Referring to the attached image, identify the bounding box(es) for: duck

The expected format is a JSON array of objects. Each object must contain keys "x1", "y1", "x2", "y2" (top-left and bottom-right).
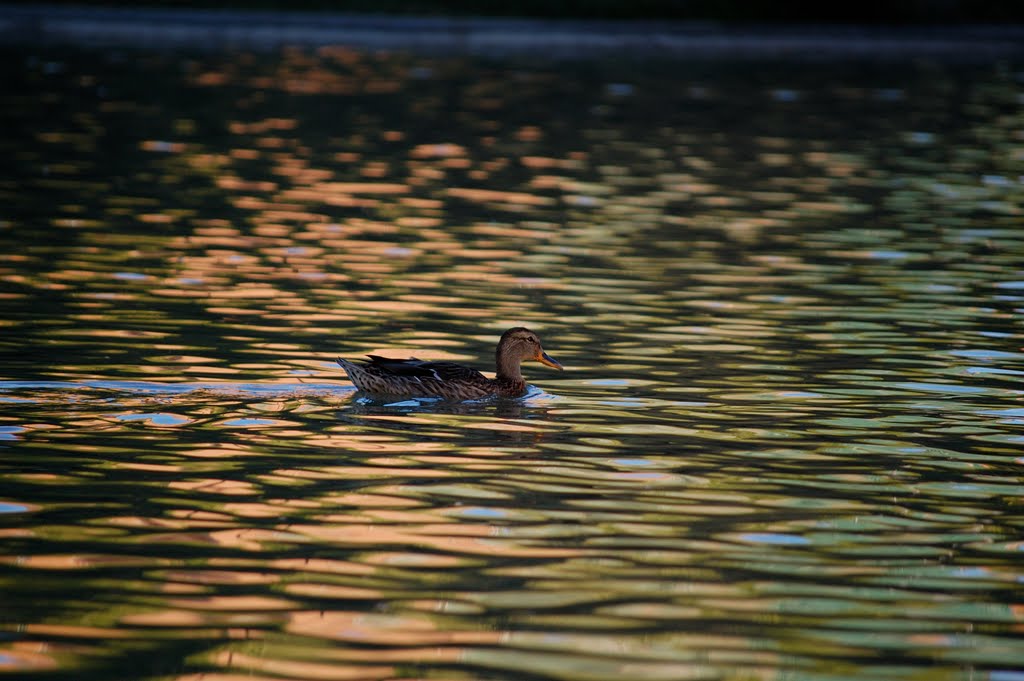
[{"x1": 337, "y1": 327, "x2": 563, "y2": 400}]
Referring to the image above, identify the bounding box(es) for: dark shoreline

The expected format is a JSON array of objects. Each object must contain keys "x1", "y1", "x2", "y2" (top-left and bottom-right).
[{"x1": 2, "y1": 3, "x2": 1023, "y2": 60}]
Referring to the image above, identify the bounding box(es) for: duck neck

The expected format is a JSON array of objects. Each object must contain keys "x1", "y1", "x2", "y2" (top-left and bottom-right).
[{"x1": 495, "y1": 350, "x2": 524, "y2": 384}]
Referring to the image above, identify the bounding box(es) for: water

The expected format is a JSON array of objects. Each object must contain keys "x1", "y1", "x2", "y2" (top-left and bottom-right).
[{"x1": 1, "y1": 45, "x2": 1023, "y2": 680}]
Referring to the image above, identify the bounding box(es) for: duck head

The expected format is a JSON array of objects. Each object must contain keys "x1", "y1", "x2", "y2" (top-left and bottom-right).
[{"x1": 495, "y1": 327, "x2": 563, "y2": 378}]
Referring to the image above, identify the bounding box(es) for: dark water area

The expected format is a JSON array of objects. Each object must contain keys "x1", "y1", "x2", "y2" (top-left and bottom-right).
[{"x1": 1, "y1": 44, "x2": 1023, "y2": 681}]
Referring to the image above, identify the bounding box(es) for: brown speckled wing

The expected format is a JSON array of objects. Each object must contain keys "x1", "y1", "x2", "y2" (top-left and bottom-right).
[{"x1": 337, "y1": 356, "x2": 494, "y2": 399}]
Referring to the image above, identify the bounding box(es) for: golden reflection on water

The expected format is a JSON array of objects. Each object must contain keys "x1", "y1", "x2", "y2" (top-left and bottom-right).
[{"x1": 1, "y1": 43, "x2": 1024, "y2": 681}]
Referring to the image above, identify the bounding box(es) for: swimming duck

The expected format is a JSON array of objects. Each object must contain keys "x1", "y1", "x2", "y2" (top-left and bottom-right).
[{"x1": 337, "y1": 327, "x2": 562, "y2": 400}]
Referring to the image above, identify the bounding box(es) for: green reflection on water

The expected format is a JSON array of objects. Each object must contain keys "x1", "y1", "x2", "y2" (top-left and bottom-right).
[{"x1": 0, "y1": 45, "x2": 1023, "y2": 681}]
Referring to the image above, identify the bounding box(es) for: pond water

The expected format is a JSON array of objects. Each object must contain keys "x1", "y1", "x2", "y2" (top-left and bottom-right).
[{"x1": 1, "y1": 45, "x2": 1023, "y2": 681}]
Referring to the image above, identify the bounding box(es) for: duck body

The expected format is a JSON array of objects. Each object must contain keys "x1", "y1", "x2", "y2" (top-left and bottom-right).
[
  {"x1": 337, "y1": 327, "x2": 562, "y2": 400},
  {"x1": 336, "y1": 356, "x2": 510, "y2": 400}
]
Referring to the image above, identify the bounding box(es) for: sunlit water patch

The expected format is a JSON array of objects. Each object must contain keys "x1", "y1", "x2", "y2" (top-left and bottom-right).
[{"x1": 0, "y1": 44, "x2": 1022, "y2": 681}]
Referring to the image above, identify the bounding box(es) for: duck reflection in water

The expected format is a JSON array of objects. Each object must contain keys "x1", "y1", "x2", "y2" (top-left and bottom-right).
[{"x1": 337, "y1": 327, "x2": 563, "y2": 400}]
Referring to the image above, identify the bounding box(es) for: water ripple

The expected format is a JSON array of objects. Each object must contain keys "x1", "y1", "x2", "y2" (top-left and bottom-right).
[{"x1": 1, "y1": 48, "x2": 1022, "y2": 681}]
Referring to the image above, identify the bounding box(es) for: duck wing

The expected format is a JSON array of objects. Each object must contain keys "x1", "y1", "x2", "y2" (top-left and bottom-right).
[
  {"x1": 364, "y1": 356, "x2": 487, "y2": 383},
  {"x1": 337, "y1": 355, "x2": 496, "y2": 399}
]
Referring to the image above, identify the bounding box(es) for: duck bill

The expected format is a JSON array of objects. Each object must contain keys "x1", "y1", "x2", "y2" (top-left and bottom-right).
[{"x1": 536, "y1": 351, "x2": 563, "y2": 370}]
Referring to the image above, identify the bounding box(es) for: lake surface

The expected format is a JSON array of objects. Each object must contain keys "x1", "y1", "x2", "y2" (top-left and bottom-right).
[{"x1": 1, "y1": 44, "x2": 1023, "y2": 681}]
